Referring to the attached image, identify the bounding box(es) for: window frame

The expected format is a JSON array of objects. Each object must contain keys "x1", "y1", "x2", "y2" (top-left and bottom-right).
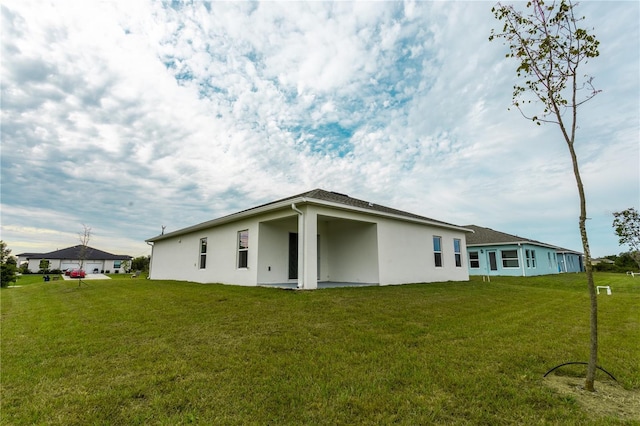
[
  {"x1": 501, "y1": 249, "x2": 519, "y2": 268},
  {"x1": 453, "y1": 238, "x2": 462, "y2": 267},
  {"x1": 469, "y1": 251, "x2": 480, "y2": 268},
  {"x1": 199, "y1": 238, "x2": 207, "y2": 269},
  {"x1": 433, "y1": 236, "x2": 443, "y2": 268},
  {"x1": 525, "y1": 249, "x2": 537, "y2": 268},
  {"x1": 237, "y1": 230, "x2": 249, "y2": 269}
]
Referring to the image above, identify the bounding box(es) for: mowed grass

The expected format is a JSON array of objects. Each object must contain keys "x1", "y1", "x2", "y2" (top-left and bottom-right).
[{"x1": 1, "y1": 273, "x2": 638, "y2": 425}]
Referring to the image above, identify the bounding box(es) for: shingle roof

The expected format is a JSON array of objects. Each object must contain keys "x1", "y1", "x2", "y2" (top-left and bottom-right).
[
  {"x1": 464, "y1": 225, "x2": 537, "y2": 245},
  {"x1": 261, "y1": 188, "x2": 464, "y2": 228},
  {"x1": 464, "y1": 224, "x2": 581, "y2": 253},
  {"x1": 148, "y1": 188, "x2": 470, "y2": 242},
  {"x1": 27, "y1": 245, "x2": 131, "y2": 260}
]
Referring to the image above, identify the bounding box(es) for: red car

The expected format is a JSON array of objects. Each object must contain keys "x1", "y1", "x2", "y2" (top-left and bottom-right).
[{"x1": 69, "y1": 269, "x2": 86, "y2": 278}]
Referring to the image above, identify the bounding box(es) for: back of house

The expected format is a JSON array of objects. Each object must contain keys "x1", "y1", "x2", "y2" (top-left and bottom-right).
[{"x1": 146, "y1": 189, "x2": 473, "y2": 289}]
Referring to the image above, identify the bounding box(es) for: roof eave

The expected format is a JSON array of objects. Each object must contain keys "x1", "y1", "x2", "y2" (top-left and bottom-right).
[
  {"x1": 467, "y1": 241, "x2": 577, "y2": 251},
  {"x1": 146, "y1": 197, "x2": 309, "y2": 242}
]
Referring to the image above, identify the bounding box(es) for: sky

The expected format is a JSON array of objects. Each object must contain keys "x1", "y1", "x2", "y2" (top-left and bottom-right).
[{"x1": 1, "y1": 0, "x2": 638, "y2": 261}]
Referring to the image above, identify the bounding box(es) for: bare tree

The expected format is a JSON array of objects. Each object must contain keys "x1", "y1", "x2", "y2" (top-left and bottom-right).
[
  {"x1": 490, "y1": 0, "x2": 600, "y2": 391},
  {"x1": 78, "y1": 224, "x2": 92, "y2": 286}
]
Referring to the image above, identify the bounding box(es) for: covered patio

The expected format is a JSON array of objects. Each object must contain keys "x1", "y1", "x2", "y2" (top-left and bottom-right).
[{"x1": 256, "y1": 207, "x2": 381, "y2": 289}]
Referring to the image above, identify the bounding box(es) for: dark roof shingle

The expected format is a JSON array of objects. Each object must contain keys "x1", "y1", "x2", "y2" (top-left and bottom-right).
[
  {"x1": 148, "y1": 188, "x2": 470, "y2": 241},
  {"x1": 464, "y1": 225, "x2": 535, "y2": 245},
  {"x1": 26, "y1": 245, "x2": 131, "y2": 260},
  {"x1": 464, "y1": 225, "x2": 581, "y2": 253}
]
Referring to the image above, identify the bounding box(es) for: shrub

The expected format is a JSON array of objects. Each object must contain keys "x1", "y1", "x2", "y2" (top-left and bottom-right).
[{"x1": 1, "y1": 263, "x2": 17, "y2": 287}]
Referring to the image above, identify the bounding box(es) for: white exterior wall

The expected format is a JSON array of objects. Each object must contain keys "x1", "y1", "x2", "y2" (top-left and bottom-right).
[
  {"x1": 28, "y1": 259, "x2": 64, "y2": 272},
  {"x1": 26, "y1": 258, "x2": 127, "y2": 273},
  {"x1": 150, "y1": 204, "x2": 470, "y2": 286},
  {"x1": 150, "y1": 212, "x2": 299, "y2": 285},
  {"x1": 96, "y1": 260, "x2": 127, "y2": 274},
  {"x1": 377, "y1": 217, "x2": 469, "y2": 285}
]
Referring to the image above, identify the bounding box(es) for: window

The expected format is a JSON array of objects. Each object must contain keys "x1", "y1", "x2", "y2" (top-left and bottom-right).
[
  {"x1": 433, "y1": 236, "x2": 442, "y2": 267},
  {"x1": 548, "y1": 252, "x2": 552, "y2": 267},
  {"x1": 238, "y1": 230, "x2": 248, "y2": 268},
  {"x1": 501, "y1": 250, "x2": 519, "y2": 268},
  {"x1": 469, "y1": 251, "x2": 480, "y2": 268},
  {"x1": 454, "y1": 238, "x2": 462, "y2": 267},
  {"x1": 199, "y1": 238, "x2": 207, "y2": 269},
  {"x1": 525, "y1": 249, "x2": 537, "y2": 267}
]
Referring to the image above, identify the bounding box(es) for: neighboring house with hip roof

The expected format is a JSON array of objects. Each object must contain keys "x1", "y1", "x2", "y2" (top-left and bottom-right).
[
  {"x1": 18, "y1": 246, "x2": 132, "y2": 274},
  {"x1": 146, "y1": 189, "x2": 473, "y2": 289},
  {"x1": 464, "y1": 225, "x2": 584, "y2": 276}
]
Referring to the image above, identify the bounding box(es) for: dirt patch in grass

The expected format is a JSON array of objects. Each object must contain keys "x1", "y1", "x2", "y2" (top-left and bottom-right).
[{"x1": 544, "y1": 375, "x2": 640, "y2": 422}]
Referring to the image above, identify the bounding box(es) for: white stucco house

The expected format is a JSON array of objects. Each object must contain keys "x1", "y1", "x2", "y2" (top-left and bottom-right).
[
  {"x1": 146, "y1": 189, "x2": 472, "y2": 289},
  {"x1": 18, "y1": 245, "x2": 132, "y2": 274}
]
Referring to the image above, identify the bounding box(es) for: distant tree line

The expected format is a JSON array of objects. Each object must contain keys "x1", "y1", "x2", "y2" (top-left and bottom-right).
[
  {"x1": 592, "y1": 253, "x2": 639, "y2": 273},
  {"x1": 131, "y1": 256, "x2": 150, "y2": 272}
]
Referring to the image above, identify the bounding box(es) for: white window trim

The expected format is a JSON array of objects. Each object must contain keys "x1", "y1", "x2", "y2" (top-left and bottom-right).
[
  {"x1": 531, "y1": 250, "x2": 536, "y2": 268},
  {"x1": 501, "y1": 249, "x2": 519, "y2": 268},
  {"x1": 433, "y1": 236, "x2": 443, "y2": 268},
  {"x1": 454, "y1": 238, "x2": 462, "y2": 268},
  {"x1": 199, "y1": 237, "x2": 207, "y2": 269},
  {"x1": 237, "y1": 230, "x2": 249, "y2": 269},
  {"x1": 469, "y1": 251, "x2": 480, "y2": 268}
]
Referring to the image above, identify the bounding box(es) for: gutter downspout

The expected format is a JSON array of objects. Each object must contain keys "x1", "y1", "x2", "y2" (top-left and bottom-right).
[
  {"x1": 146, "y1": 241, "x2": 154, "y2": 279},
  {"x1": 291, "y1": 203, "x2": 304, "y2": 289}
]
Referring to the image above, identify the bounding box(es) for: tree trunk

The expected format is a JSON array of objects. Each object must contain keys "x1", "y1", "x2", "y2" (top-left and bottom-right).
[{"x1": 567, "y1": 141, "x2": 597, "y2": 392}]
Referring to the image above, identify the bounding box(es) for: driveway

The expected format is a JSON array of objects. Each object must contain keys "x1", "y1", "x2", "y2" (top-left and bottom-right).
[{"x1": 62, "y1": 274, "x2": 111, "y2": 280}]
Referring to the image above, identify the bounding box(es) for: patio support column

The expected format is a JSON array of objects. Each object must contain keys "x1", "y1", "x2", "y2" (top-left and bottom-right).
[
  {"x1": 292, "y1": 203, "x2": 305, "y2": 289},
  {"x1": 302, "y1": 208, "x2": 318, "y2": 290}
]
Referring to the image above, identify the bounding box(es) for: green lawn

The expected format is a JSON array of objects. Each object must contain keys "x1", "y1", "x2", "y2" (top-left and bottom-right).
[{"x1": 2, "y1": 273, "x2": 638, "y2": 425}]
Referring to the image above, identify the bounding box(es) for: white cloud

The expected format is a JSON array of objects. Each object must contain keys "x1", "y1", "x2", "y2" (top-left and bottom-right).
[{"x1": 1, "y1": 0, "x2": 637, "y2": 259}]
